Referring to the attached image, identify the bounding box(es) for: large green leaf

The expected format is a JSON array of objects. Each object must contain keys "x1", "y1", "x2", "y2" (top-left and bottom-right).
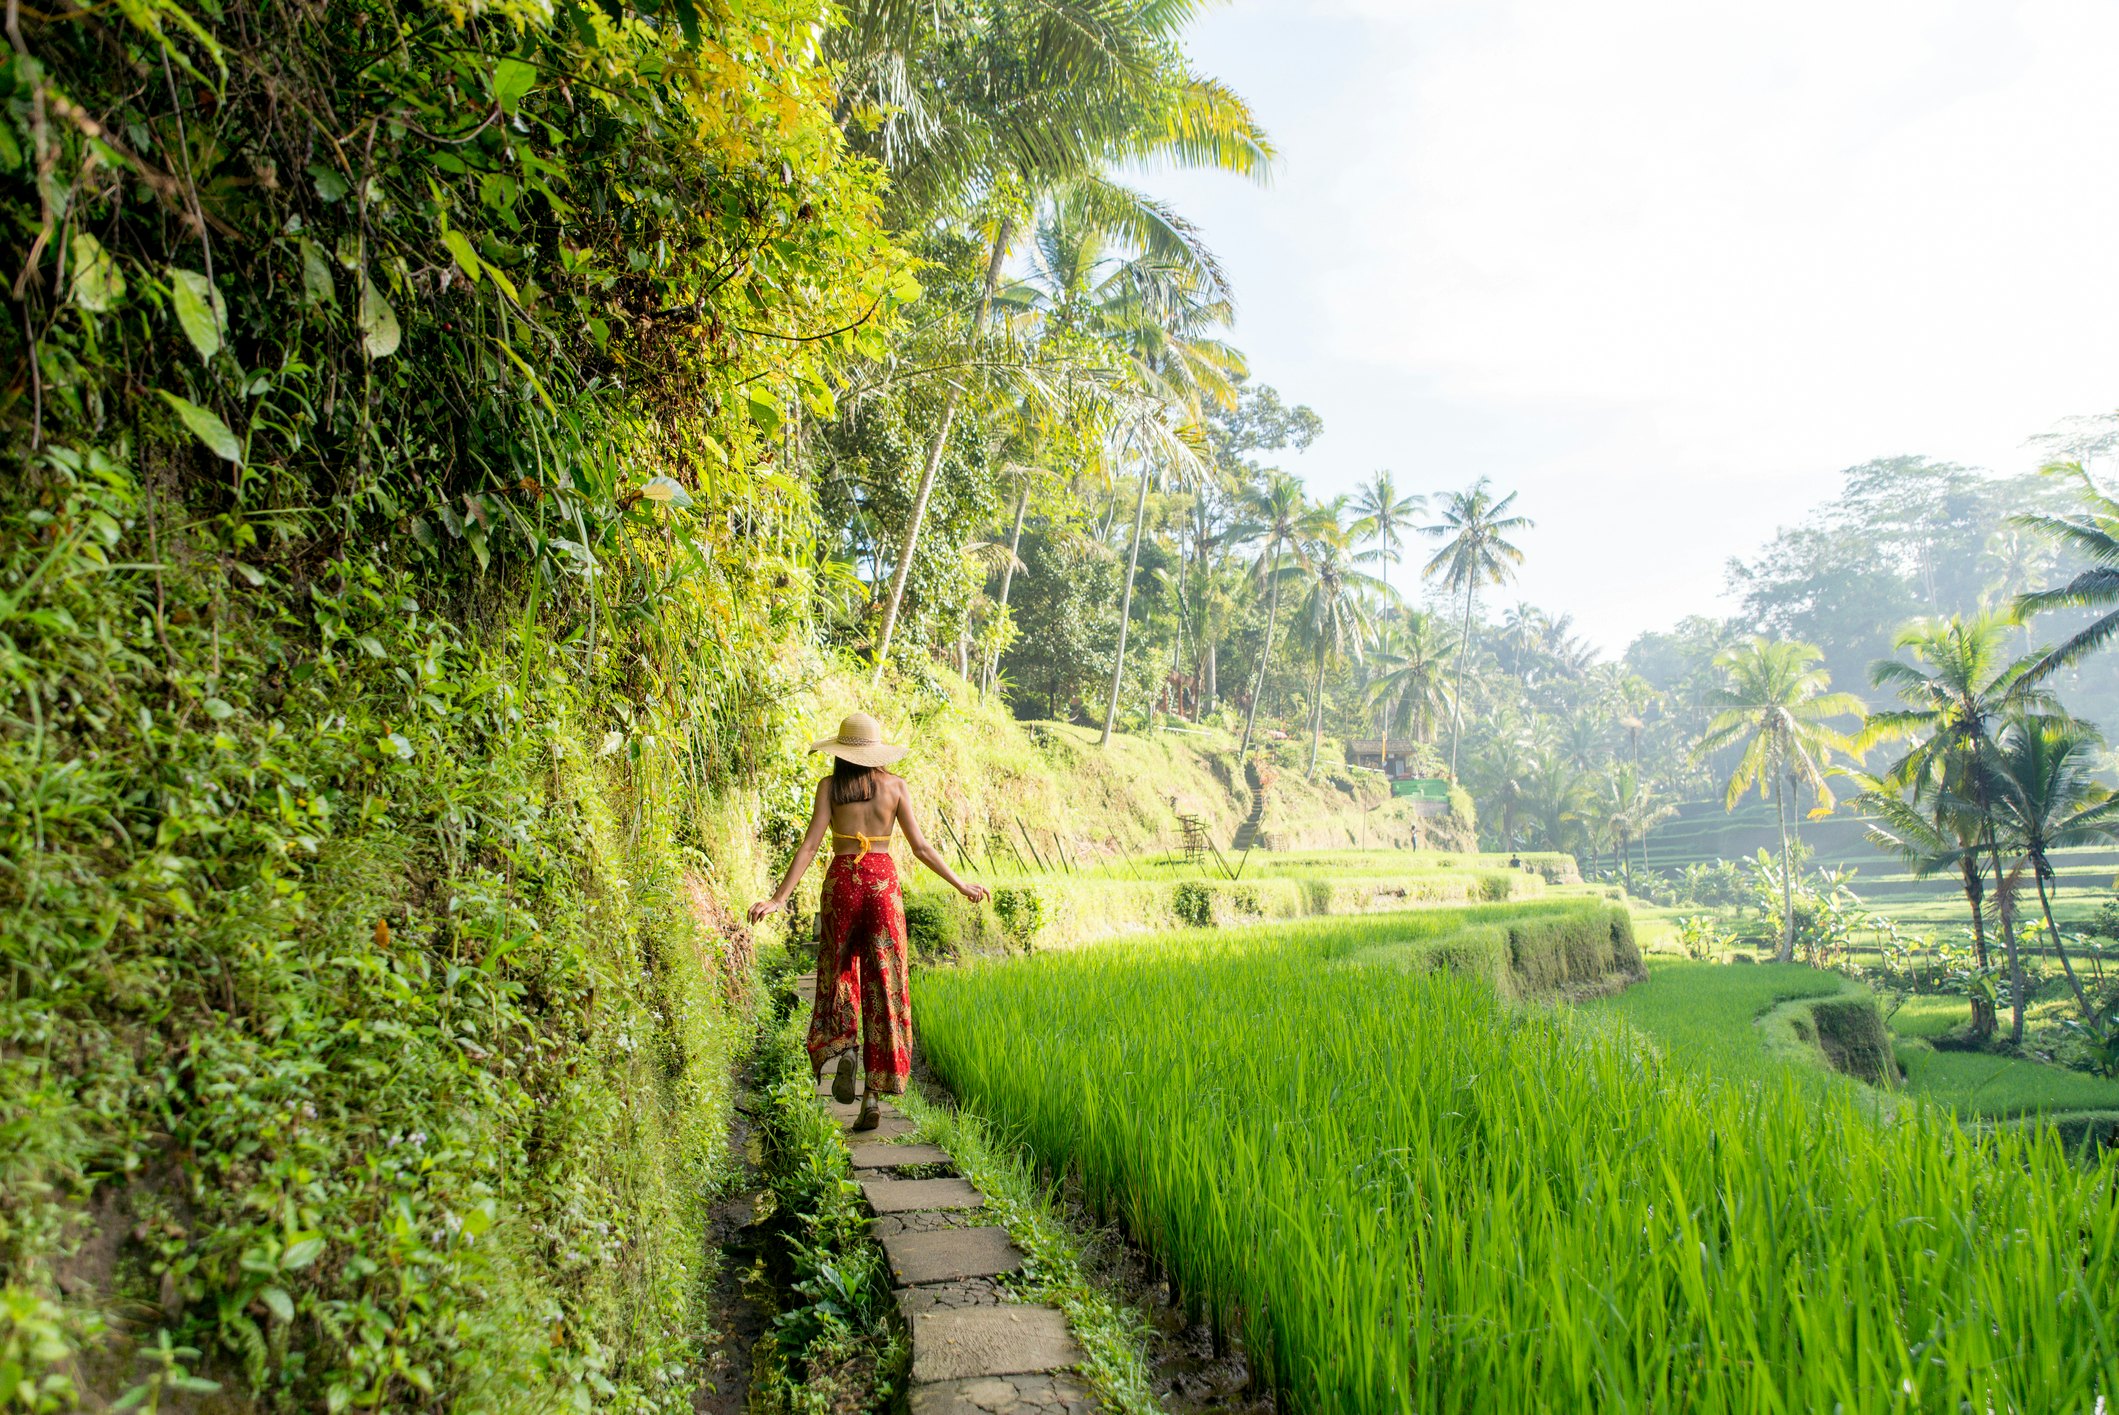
[
  {"x1": 156, "y1": 390, "x2": 243, "y2": 464},
  {"x1": 70, "y1": 233, "x2": 125, "y2": 312},
  {"x1": 299, "y1": 238, "x2": 335, "y2": 307},
  {"x1": 359, "y1": 278, "x2": 401, "y2": 359},
  {"x1": 170, "y1": 268, "x2": 225, "y2": 361},
  {"x1": 492, "y1": 58, "x2": 537, "y2": 113}
]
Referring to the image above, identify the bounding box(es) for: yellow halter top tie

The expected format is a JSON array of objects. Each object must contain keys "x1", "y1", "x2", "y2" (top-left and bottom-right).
[{"x1": 833, "y1": 830, "x2": 889, "y2": 860}]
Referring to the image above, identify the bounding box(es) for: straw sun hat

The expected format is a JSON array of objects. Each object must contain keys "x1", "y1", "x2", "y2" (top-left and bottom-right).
[{"x1": 810, "y1": 711, "x2": 909, "y2": 768}]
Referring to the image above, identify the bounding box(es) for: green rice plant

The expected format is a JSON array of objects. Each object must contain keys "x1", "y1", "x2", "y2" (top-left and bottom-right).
[{"x1": 915, "y1": 914, "x2": 2119, "y2": 1414}]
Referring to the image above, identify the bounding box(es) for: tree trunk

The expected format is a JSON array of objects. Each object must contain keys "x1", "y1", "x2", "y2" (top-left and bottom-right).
[
  {"x1": 1959, "y1": 856, "x2": 1997, "y2": 1039},
  {"x1": 1773, "y1": 774, "x2": 1796, "y2": 964},
  {"x1": 2033, "y1": 859, "x2": 2097, "y2": 1023},
  {"x1": 872, "y1": 216, "x2": 1013, "y2": 680},
  {"x1": 1306, "y1": 647, "x2": 1326, "y2": 778},
  {"x1": 1238, "y1": 546, "x2": 1284, "y2": 762},
  {"x1": 1448, "y1": 584, "x2": 1475, "y2": 780},
  {"x1": 1203, "y1": 641, "x2": 1217, "y2": 715},
  {"x1": 982, "y1": 478, "x2": 1031, "y2": 695},
  {"x1": 1979, "y1": 815, "x2": 2028, "y2": 1044},
  {"x1": 1100, "y1": 468, "x2": 1155, "y2": 747}
]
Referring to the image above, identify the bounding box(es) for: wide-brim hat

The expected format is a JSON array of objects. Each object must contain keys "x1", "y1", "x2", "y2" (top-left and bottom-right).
[{"x1": 811, "y1": 711, "x2": 908, "y2": 767}]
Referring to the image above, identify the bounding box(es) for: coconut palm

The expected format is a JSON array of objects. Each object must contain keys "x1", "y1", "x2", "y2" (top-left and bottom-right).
[
  {"x1": 1351, "y1": 471, "x2": 1423, "y2": 597},
  {"x1": 1288, "y1": 511, "x2": 1383, "y2": 776},
  {"x1": 1694, "y1": 639, "x2": 1864, "y2": 964},
  {"x1": 1855, "y1": 775, "x2": 2001, "y2": 1038},
  {"x1": 846, "y1": 0, "x2": 1274, "y2": 676},
  {"x1": 1366, "y1": 608, "x2": 1455, "y2": 778},
  {"x1": 2012, "y1": 463, "x2": 2119, "y2": 678},
  {"x1": 1863, "y1": 614, "x2": 2053, "y2": 1040},
  {"x1": 1422, "y1": 479, "x2": 1533, "y2": 779},
  {"x1": 1986, "y1": 715, "x2": 2119, "y2": 1027},
  {"x1": 1604, "y1": 765, "x2": 1677, "y2": 894},
  {"x1": 1236, "y1": 474, "x2": 1335, "y2": 763}
]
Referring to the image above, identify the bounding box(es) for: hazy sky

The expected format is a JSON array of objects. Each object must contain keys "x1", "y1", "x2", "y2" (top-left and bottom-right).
[{"x1": 1144, "y1": 0, "x2": 2119, "y2": 654}]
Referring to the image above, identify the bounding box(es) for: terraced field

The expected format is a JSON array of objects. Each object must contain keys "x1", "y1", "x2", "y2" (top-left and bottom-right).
[
  {"x1": 917, "y1": 903, "x2": 2119, "y2": 1413},
  {"x1": 1645, "y1": 798, "x2": 2119, "y2": 916}
]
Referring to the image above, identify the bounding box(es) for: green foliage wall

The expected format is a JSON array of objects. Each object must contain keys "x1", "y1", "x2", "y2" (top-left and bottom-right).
[{"x1": 0, "y1": 0, "x2": 906, "y2": 1407}]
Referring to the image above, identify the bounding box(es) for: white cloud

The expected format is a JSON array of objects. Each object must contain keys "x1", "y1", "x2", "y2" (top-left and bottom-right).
[{"x1": 1147, "y1": 0, "x2": 2119, "y2": 651}]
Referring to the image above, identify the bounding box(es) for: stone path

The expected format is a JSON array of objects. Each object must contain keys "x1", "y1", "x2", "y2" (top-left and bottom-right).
[{"x1": 794, "y1": 973, "x2": 1102, "y2": 1415}]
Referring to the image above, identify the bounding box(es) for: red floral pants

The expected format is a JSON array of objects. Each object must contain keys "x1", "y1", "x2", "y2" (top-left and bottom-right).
[{"x1": 807, "y1": 852, "x2": 912, "y2": 1095}]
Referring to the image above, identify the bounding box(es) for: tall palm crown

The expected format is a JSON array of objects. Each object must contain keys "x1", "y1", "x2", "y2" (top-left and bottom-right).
[
  {"x1": 1862, "y1": 613, "x2": 2058, "y2": 1037},
  {"x1": 1351, "y1": 471, "x2": 1423, "y2": 594},
  {"x1": 1289, "y1": 509, "x2": 1383, "y2": 776},
  {"x1": 1695, "y1": 638, "x2": 1863, "y2": 962},
  {"x1": 1236, "y1": 474, "x2": 1338, "y2": 762},
  {"x1": 1367, "y1": 608, "x2": 1455, "y2": 747},
  {"x1": 852, "y1": 0, "x2": 1274, "y2": 676},
  {"x1": 1421, "y1": 477, "x2": 1534, "y2": 779},
  {"x1": 2011, "y1": 464, "x2": 2119, "y2": 678}
]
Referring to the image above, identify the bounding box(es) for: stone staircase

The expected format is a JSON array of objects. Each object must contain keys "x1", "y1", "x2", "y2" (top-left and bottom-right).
[
  {"x1": 794, "y1": 974, "x2": 1102, "y2": 1415},
  {"x1": 1232, "y1": 758, "x2": 1268, "y2": 852}
]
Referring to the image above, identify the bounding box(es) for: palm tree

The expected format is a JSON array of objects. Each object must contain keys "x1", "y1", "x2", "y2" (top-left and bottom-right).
[
  {"x1": 1351, "y1": 471, "x2": 1423, "y2": 597},
  {"x1": 1366, "y1": 607, "x2": 1455, "y2": 779},
  {"x1": 1694, "y1": 639, "x2": 1863, "y2": 964},
  {"x1": 1863, "y1": 615, "x2": 2052, "y2": 1041},
  {"x1": 1604, "y1": 764, "x2": 1676, "y2": 894},
  {"x1": 1986, "y1": 714, "x2": 2118, "y2": 1027},
  {"x1": 1855, "y1": 774, "x2": 2001, "y2": 1038},
  {"x1": 1526, "y1": 745, "x2": 1590, "y2": 861},
  {"x1": 1421, "y1": 479, "x2": 1533, "y2": 780},
  {"x1": 1288, "y1": 512, "x2": 1382, "y2": 776},
  {"x1": 2012, "y1": 463, "x2": 2119, "y2": 678},
  {"x1": 1236, "y1": 474, "x2": 1333, "y2": 763},
  {"x1": 843, "y1": 0, "x2": 1274, "y2": 677}
]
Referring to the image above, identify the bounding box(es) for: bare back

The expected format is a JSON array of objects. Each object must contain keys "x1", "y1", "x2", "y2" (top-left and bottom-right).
[{"x1": 829, "y1": 773, "x2": 904, "y2": 855}]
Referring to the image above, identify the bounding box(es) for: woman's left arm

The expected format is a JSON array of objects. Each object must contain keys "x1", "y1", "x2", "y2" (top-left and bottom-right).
[
  {"x1": 749, "y1": 780, "x2": 831, "y2": 923},
  {"x1": 899, "y1": 787, "x2": 989, "y2": 904}
]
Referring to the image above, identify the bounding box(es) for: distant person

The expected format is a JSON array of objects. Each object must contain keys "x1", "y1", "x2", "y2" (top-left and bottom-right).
[{"x1": 748, "y1": 712, "x2": 989, "y2": 1128}]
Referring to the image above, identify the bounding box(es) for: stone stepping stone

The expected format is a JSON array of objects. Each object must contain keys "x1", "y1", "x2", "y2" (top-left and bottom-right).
[
  {"x1": 850, "y1": 1142, "x2": 951, "y2": 1171},
  {"x1": 863, "y1": 1178, "x2": 983, "y2": 1214},
  {"x1": 837, "y1": 1112, "x2": 916, "y2": 1140},
  {"x1": 882, "y1": 1227, "x2": 1023, "y2": 1287},
  {"x1": 910, "y1": 1373, "x2": 1101, "y2": 1415},
  {"x1": 874, "y1": 1211, "x2": 977, "y2": 1238},
  {"x1": 896, "y1": 1277, "x2": 1006, "y2": 1317},
  {"x1": 910, "y1": 1306, "x2": 1081, "y2": 1385}
]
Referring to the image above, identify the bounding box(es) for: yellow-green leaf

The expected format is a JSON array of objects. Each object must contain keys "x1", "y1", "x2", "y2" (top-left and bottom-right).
[
  {"x1": 359, "y1": 278, "x2": 401, "y2": 358},
  {"x1": 300, "y1": 238, "x2": 335, "y2": 307},
  {"x1": 156, "y1": 390, "x2": 243, "y2": 464},
  {"x1": 70, "y1": 233, "x2": 125, "y2": 312},
  {"x1": 170, "y1": 267, "x2": 225, "y2": 361},
  {"x1": 639, "y1": 477, "x2": 692, "y2": 508},
  {"x1": 442, "y1": 230, "x2": 483, "y2": 286}
]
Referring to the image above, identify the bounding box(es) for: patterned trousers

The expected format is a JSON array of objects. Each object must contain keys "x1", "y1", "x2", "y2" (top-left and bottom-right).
[{"x1": 806, "y1": 852, "x2": 912, "y2": 1095}]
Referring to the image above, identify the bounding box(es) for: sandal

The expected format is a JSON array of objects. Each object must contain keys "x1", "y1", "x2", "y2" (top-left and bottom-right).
[
  {"x1": 852, "y1": 1095, "x2": 880, "y2": 1131},
  {"x1": 832, "y1": 1051, "x2": 857, "y2": 1105}
]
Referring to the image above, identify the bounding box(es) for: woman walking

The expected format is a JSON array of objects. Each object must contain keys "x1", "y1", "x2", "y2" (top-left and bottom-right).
[{"x1": 749, "y1": 713, "x2": 988, "y2": 1128}]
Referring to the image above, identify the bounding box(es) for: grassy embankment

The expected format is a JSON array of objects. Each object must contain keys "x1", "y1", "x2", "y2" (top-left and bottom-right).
[{"x1": 915, "y1": 906, "x2": 2119, "y2": 1413}]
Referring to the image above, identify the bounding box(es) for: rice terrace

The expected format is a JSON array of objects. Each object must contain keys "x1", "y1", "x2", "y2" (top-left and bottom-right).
[{"x1": 7, "y1": 1, "x2": 2119, "y2": 1414}]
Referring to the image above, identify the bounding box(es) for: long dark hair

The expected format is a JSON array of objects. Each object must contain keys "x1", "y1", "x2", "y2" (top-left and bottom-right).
[{"x1": 830, "y1": 757, "x2": 886, "y2": 806}]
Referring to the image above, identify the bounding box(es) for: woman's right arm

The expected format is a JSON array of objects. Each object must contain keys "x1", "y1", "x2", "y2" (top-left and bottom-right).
[{"x1": 748, "y1": 780, "x2": 831, "y2": 923}]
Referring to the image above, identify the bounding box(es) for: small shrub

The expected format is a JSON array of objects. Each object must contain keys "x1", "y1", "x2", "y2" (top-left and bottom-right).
[
  {"x1": 1173, "y1": 881, "x2": 1213, "y2": 928},
  {"x1": 992, "y1": 886, "x2": 1047, "y2": 950},
  {"x1": 1673, "y1": 914, "x2": 1733, "y2": 961},
  {"x1": 903, "y1": 893, "x2": 961, "y2": 959},
  {"x1": 1478, "y1": 872, "x2": 1514, "y2": 902}
]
